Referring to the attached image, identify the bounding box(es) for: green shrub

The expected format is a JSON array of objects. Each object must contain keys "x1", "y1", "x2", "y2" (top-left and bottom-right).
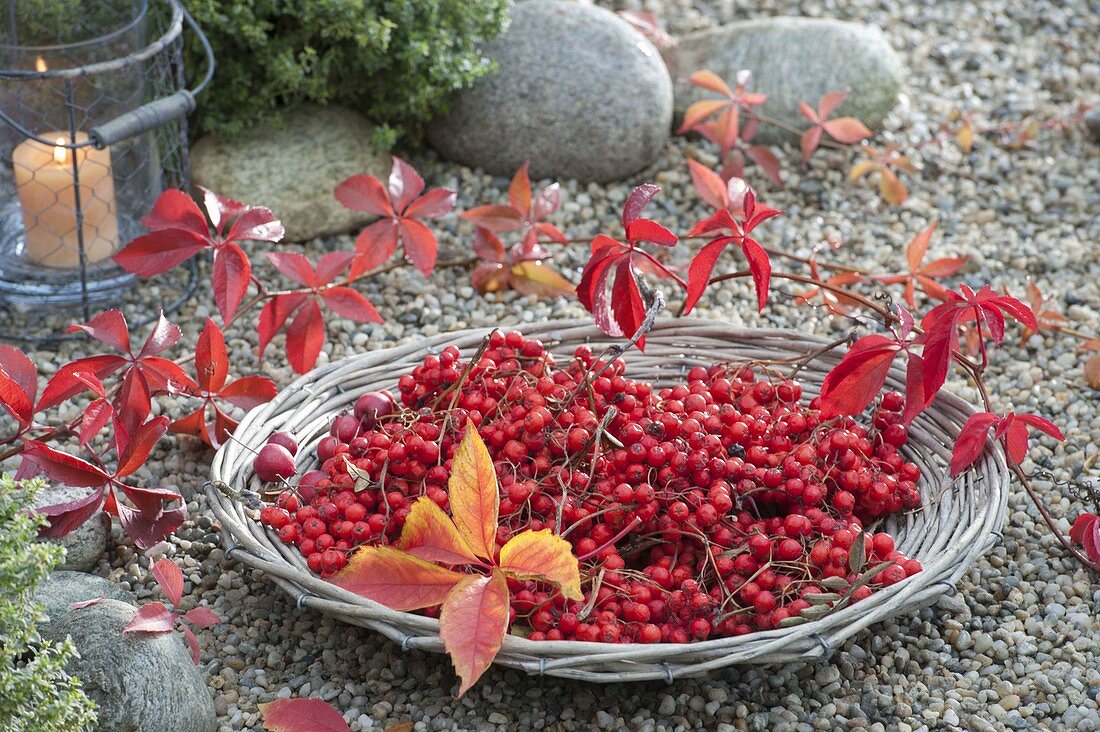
[
  {"x1": 0, "y1": 476, "x2": 96, "y2": 732},
  {"x1": 185, "y1": 0, "x2": 512, "y2": 145}
]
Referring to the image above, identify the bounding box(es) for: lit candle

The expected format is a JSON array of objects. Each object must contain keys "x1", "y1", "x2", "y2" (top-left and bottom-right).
[{"x1": 12, "y1": 131, "x2": 118, "y2": 268}]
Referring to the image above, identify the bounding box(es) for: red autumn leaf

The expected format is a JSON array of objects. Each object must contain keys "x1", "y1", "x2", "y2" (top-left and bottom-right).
[
  {"x1": 743, "y1": 145, "x2": 783, "y2": 187},
  {"x1": 25, "y1": 415, "x2": 181, "y2": 549},
  {"x1": 901, "y1": 352, "x2": 929, "y2": 424},
  {"x1": 114, "y1": 188, "x2": 283, "y2": 322},
  {"x1": 1069, "y1": 514, "x2": 1100, "y2": 565},
  {"x1": 116, "y1": 501, "x2": 187, "y2": 551},
  {"x1": 116, "y1": 416, "x2": 169, "y2": 478},
  {"x1": 949, "y1": 411, "x2": 1000, "y2": 475},
  {"x1": 951, "y1": 411, "x2": 1063, "y2": 475},
  {"x1": 0, "y1": 345, "x2": 35, "y2": 427},
  {"x1": 286, "y1": 299, "x2": 325, "y2": 375},
  {"x1": 211, "y1": 242, "x2": 252, "y2": 326},
  {"x1": 34, "y1": 487, "x2": 107, "y2": 539},
  {"x1": 181, "y1": 624, "x2": 201, "y2": 665},
  {"x1": 123, "y1": 601, "x2": 176, "y2": 634},
  {"x1": 38, "y1": 311, "x2": 193, "y2": 432},
  {"x1": 22, "y1": 441, "x2": 111, "y2": 488},
  {"x1": 336, "y1": 156, "x2": 456, "y2": 278},
  {"x1": 1018, "y1": 280, "x2": 1067, "y2": 344},
  {"x1": 683, "y1": 237, "x2": 728, "y2": 315},
  {"x1": 260, "y1": 699, "x2": 350, "y2": 732},
  {"x1": 182, "y1": 606, "x2": 221, "y2": 629},
  {"x1": 917, "y1": 285, "x2": 1037, "y2": 401},
  {"x1": 169, "y1": 318, "x2": 276, "y2": 447},
  {"x1": 78, "y1": 399, "x2": 114, "y2": 447},
  {"x1": 319, "y1": 286, "x2": 383, "y2": 323},
  {"x1": 465, "y1": 217, "x2": 573, "y2": 298},
  {"x1": 260, "y1": 253, "x2": 383, "y2": 373},
  {"x1": 683, "y1": 180, "x2": 779, "y2": 314},
  {"x1": 151, "y1": 558, "x2": 183, "y2": 606},
  {"x1": 818, "y1": 334, "x2": 905, "y2": 418},
  {"x1": 994, "y1": 412, "x2": 1064, "y2": 465},
  {"x1": 440, "y1": 571, "x2": 511, "y2": 696},
  {"x1": 577, "y1": 186, "x2": 682, "y2": 347}
]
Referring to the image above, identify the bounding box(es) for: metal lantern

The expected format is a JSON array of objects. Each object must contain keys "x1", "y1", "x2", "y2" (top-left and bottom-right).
[{"x1": 0, "y1": 0, "x2": 212, "y2": 341}]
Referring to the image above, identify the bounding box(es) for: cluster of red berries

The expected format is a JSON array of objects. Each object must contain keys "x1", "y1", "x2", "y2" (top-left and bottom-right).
[{"x1": 258, "y1": 330, "x2": 923, "y2": 642}]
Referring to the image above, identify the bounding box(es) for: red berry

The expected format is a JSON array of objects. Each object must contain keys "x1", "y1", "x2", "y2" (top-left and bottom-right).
[
  {"x1": 267, "y1": 431, "x2": 299, "y2": 456},
  {"x1": 354, "y1": 390, "x2": 396, "y2": 428},
  {"x1": 254, "y1": 443, "x2": 296, "y2": 482}
]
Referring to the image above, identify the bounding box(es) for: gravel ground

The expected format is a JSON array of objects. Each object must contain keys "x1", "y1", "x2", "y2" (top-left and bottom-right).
[{"x1": 17, "y1": 0, "x2": 1100, "y2": 730}]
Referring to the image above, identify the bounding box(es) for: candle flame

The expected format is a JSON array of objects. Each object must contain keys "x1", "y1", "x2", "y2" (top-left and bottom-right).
[
  {"x1": 52, "y1": 138, "x2": 67, "y2": 165},
  {"x1": 35, "y1": 57, "x2": 47, "y2": 73}
]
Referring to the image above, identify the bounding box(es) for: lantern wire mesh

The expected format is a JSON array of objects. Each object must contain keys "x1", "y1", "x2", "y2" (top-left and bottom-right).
[
  {"x1": 0, "y1": 0, "x2": 211, "y2": 343},
  {"x1": 208, "y1": 320, "x2": 1010, "y2": 683}
]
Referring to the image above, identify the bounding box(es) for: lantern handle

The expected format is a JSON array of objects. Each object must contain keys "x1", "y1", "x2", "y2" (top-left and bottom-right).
[{"x1": 89, "y1": 4, "x2": 215, "y2": 148}]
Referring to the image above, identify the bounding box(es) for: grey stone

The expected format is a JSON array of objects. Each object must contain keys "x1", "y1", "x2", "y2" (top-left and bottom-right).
[
  {"x1": 191, "y1": 105, "x2": 389, "y2": 242},
  {"x1": 34, "y1": 570, "x2": 135, "y2": 625},
  {"x1": 426, "y1": 1, "x2": 672, "y2": 183},
  {"x1": 1085, "y1": 106, "x2": 1100, "y2": 142},
  {"x1": 46, "y1": 599, "x2": 216, "y2": 732},
  {"x1": 34, "y1": 484, "x2": 110, "y2": 571},
  {"x1": 666, "y1": 17, "x2": 903, "y2": 144}
]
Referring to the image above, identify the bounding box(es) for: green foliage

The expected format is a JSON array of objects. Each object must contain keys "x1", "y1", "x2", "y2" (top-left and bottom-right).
[
  {"x1": 0, "y1": 476, "x2": 96, "y2": 732},
  {"x1": 185, "y1": 0, "x2": 512, "y2": 145}
]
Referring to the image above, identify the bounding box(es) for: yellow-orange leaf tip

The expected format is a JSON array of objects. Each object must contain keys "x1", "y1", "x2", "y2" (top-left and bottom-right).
[
  {"x1": 440, "y1": 571, "x2": 510, "y2": 696},
  {"x1": 447, "y1": 422, "x2": 500, "y2": 560},
  {"x1": 498, "y1": 529, "x2": 583, "y2": 601}
]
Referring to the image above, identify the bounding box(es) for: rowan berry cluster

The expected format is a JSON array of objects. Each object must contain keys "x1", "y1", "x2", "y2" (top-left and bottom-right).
[{"x1": 258, "y1": 330, "x2": 922, "y2": 642}]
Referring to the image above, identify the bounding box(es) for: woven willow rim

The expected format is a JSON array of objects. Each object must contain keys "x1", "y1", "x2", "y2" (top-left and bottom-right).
[{"x1": 208, "y1": 320, "x2": 1009, "y2": 682}]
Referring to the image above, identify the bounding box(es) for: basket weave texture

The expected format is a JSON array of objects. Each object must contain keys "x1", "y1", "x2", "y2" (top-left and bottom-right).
[{"x1": 208, "y1": 320, "x2": 1009, "y2": 682}]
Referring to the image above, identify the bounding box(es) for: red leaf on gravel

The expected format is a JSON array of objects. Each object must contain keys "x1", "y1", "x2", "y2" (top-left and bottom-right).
[
  {"x1": 114, "y1": 187, "x2": 282, "y2": 314},
  {"x1": 260, "y1": 699, "x2": 350, "y2": 732},
  {"x1": 151, "y1": 558, "x2": 184, "y2": 607},
  {"x1": 182, "y1": 606, "x2": 221, "y2": 629},
  {"x1": 338, "y1": 157, "x2": 455, "y2": 278}
]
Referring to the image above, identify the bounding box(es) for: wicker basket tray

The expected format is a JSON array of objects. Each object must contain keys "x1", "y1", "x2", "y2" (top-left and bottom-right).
[{"x1": 207, "y1": 320, "x2": 1009, "y2": 682}]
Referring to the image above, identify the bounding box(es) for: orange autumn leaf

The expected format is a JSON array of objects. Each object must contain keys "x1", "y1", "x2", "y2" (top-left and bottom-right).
[
  {"x1": 510, "y1": 260, "x2": 575, "y2": 298},
  {"x1": 1085, "y1": 354, "x2": 1100, "y2": 389},
  {"x1": 796, "y1": 259, "x2": 865, "y2": 317},
  {"x1": 1018, "y1": 280, "x2": 1067, "y2": 344},
  {"x1": 874, "y1": 221, "x2": 967, "y2": 306},
  {"x1": 397, "y1": 497, "x2": 481, "y2": 565},
  {"x1": 331, "y1": 425, "x2": 584, "y2": 696},
  {"x1": 329, "y1": 546, "x2": 464, "y2": 611},
  {"x1": 440, "y1": 570, "x2": 511, "y2": 696},
  {"x1": 850, "y1": 145, "x2": 916, "y2": 205},
  {"x1": 448, "y1": 422, "x2": 499, "y2": 559},
  {"x1": 498, "y1": 529, "x2": 583, "y2": 601}
]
